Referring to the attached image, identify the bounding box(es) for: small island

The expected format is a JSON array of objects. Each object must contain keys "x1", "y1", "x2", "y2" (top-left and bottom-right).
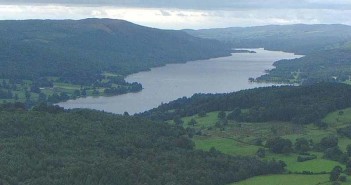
[{"x1": 232, "y1": 49, "x2": 257, "y2": 53}]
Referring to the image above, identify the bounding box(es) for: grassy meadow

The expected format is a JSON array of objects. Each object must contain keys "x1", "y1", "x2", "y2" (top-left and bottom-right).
[{"x1": 172, "y1": 108, "x2": 351, "y2": 184}]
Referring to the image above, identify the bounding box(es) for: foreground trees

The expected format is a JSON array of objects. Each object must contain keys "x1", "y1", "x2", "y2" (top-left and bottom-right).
[{"x1": 0, "y1": 105, "x2": 285, "y2": 185}]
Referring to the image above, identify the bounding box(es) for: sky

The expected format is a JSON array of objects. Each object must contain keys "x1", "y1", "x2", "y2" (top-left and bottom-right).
[{"x1": 0, "y1": 0, "x2": 351, "y2": 29}]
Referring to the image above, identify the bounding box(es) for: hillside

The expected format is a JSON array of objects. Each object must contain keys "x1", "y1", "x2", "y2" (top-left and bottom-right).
[
  {"x1": 0, "y1": 104, "x2": 284, "y2": 185},
  {"x1": 256, "y1": 48, "x2": 351, "y2": 84},
  {"x1": 186, "y1": 24, "x2": 351, "y2": 84},
  {"x1": 0, "y1": 18, "x2": 231, "y2": 105},
  {"x1": 185, "y1": 24, "x2": 351, "y2": 54},
  {"x1": 141, "y1": 83, "x2": 351, "y2": 124},
  {"x1": 140, "y1": 83, "x2": 351, "y2": 184}
]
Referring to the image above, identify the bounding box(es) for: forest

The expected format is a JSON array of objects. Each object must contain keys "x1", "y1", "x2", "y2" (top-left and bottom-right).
[
  {"x1": 0, "y1": 104, "x2": 285, "y2": 185},
  {"x1": 141, "y1": 83, "x2": 351, "y2": 124}
]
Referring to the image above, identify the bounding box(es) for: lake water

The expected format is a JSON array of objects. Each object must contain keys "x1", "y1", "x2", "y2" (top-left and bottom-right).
[{"x1": 58, "y1": 49, "x2": 302, "y2": 114}]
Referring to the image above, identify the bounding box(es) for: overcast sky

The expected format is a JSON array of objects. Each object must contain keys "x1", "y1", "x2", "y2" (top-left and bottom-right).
[{"x1": 0, "y1": 0, "x2": 350, "y2": 29}]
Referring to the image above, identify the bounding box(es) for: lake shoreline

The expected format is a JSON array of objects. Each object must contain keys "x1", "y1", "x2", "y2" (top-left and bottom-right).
[{"x1": 58, "y1": 49, "x2": 303, "y2": 114}]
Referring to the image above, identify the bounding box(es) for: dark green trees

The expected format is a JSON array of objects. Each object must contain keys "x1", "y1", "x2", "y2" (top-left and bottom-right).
[
  {"x1": 330, "y1": 166, "x2": 343, "y2": 182},
  {"x1": 142, "y1": 83, "x2": 351, "y2": 126},
  {"x1": 265, "y1": 137, "x2": 293, "y2": 154},
  {"x1": 0, "y1": 106, "x2": 286, "y2": 185}
]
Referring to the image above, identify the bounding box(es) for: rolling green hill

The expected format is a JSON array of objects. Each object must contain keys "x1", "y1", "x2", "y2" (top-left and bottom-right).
[{"x1": 140, "y1": 83, "x2": 351, "y2": 185}]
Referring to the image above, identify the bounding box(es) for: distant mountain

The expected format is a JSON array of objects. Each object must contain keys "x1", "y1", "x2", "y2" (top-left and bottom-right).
[
  {"x1": 185, "y1": 24, "x2": 351, "y2": 54},
  {"x1": 0, "y1": 18, "x2": 231, "y2": 84}
]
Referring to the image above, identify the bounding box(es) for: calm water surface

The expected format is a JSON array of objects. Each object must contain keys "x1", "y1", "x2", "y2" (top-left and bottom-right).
[{"x1": 58, "y1": 49, "x2": 302, "y2": 114}]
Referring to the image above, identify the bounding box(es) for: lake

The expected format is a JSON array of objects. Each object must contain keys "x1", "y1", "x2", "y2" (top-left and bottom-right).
[{"x1": 58, "y1": 49, "x2": 302, "y2": 114}]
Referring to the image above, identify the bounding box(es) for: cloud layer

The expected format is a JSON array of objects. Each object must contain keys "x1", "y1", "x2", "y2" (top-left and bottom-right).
[
  {"x1": 0, "y1": 1, "x2": 350, "y2": 29},
  {"x1": 1, "y1": 0, "x2": 351, "y2": 10}
]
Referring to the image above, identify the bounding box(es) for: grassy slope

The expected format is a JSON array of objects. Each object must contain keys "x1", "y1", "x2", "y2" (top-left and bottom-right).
[
  {"x1": 173, "y1": 108, "x2": 351, "y2": 184},
  {"x1": 231, "y1": 174, "x2": 330, "y2": 185}
]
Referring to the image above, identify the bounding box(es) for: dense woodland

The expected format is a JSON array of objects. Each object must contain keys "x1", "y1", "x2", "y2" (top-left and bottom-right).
[
  {"x1": 0, "y1": 104, "x2": 285, "y2": 185},
  {"x1": 141, "y1": 83, "x2": 351, "y2": 124}
]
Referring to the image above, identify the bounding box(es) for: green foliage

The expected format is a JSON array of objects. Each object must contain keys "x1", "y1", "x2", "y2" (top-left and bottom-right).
[
  {"x1": 256, "y1": 148, "x2": 266, "y2": 158},
  {"x1": 330, "y1": 166, "x2": 343, "y2": 182},
  {"x1": 320, "y1": 136, "x2": 339, "y2": 150},
  {"x1": 295, "y1": 138, "x2": 311, "y2": 153},
  {"x1": 142, "y1": 83, "x2": 351, "y2": 125},
  {"x1": 0, "y1": 106, "x2": 285, "y2": 185},
  {"x1": 188, "y1": 118, "x2": 198, "y2": 126},
  {"x1": 297, "y1": 154, "x2": 317, "y2": 162},
  {"x1": 265, "y1": 137, "x2": 293, "y2": 154},
  {"x1": 218, "y1": 111, "x2": 226, "y2": 120},
  {"x1": 233, "y1": 174, "x2": 330, "y2": 185},
  {"x1": 257, "y1": 49, "x2": 351, "y2": 84}
]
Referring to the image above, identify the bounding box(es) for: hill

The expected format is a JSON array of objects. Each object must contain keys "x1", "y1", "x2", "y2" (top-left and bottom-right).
[
  {"x1": 186, "y1": 24, "x2": 351, "y2": 84},
  {"x1": 185, "y1": 24, "x2": 351, "y2": 54},
  {"x1": 0, "y1": 19, "x2": 231, "y2": 105},
  {"x1": 140, "y1": 83, "x2": 351, "y2": 184}
]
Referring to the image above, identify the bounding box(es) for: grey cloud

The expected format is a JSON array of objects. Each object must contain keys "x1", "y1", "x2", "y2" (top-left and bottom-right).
[{"x1": 1, "y1": 0, "x2": 351, "y2": 10}]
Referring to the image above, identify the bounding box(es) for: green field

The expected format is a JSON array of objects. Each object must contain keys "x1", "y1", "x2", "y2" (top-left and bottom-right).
[
  {"x1": 173, "y1": 108, "x2": 351, "y2": 184},
  {"x1": 177, "y1": 111, "x2": 221, "y2": 128},
  {"x1": 0, "y1": 72, "x2": 141, "y2": 105},
  {"x1": 231, "y1": 174, "x2": 330, "y2": 185},
  {"x1": 194, "y1": 137, "x2": 260, "y2": 156},
  {"x1": 265, "y1": 152, "x2": 341, "y2": 173}
]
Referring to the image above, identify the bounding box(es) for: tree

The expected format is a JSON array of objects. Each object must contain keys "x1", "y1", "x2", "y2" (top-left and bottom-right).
[
  {"x1": 265, "y1": 137, "x2": 292, "y2": 154},
  {"x1": 324, "y1": 147, "x2": 344, "y2": 162},
  {"x1": 330, "y1": 166, "x2": 342, "y2": 182},
  {"x1": 227, "y1": 108, "x2": 241, "y2": 120},
  {"x1": 173, "y1": 116, "x2": 184, "y2": 126},
  {"x1": 320, "y1": 136, "x2": 338, "y2": 149},
  {"x1": 188, "y1": 119, "x2": 197, "y2": 127},
  {"x1": 218, "y1": 111, "x2": 226, "y2": 120},
  {"x1": 198, "y1": 111, "x2": 207, "y2": 117},
  {"x1": 295, "y1": 138, "x2": 310, "y2": 153},
  {"x1": 38, "y1": 92, "x2": 47, "y2": 102},
  {"x1": 256, "y1": 148, "x2": 266, "y2": 158},
  {"x1": 25, "y1": 90, "x2": 31, "y2": 100},
  {"x1": 347, "y1": 144, "x2": 351, "y2": 157}
]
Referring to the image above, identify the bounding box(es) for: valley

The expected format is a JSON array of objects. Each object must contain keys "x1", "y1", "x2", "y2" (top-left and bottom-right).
[
  {"x1": 143, "y1": 84, "x2": 351, "y2": 185},
  {"x1": 1, "y1": 17, "x2": 351, "y2": 185}
]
